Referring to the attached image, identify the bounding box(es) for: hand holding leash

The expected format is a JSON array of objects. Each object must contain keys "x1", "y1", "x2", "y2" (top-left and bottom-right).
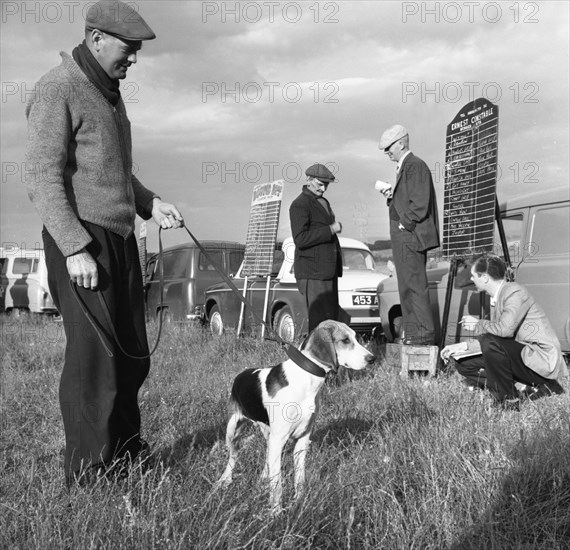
[
  {"x1": 67, "y1": 249, "x2": 98, "y2": 290},
  {"x1": 151, "y1": 198, "x2": 184, "y2": 229}
]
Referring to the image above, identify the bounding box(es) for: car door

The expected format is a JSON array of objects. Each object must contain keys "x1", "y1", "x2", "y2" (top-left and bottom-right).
[{"x1": 514, "y1": 202, "x2": 570, "y2": 352}]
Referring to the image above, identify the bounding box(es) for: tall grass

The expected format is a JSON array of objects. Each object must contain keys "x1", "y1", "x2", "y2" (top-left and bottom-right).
[{"x1": 1, "y1": 314, "x2": 569, "y2": 549}]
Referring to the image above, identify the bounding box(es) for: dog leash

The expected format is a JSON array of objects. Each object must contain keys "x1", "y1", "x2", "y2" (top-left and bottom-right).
[
  {"x1": 180, "y1": 224, "x2": 329, "y2": 378},
  {"x1": 70, "y1": 222, "x2": 329, "y2": 377},
  {"x1": 69, "y1": 227, "x2": 167, "y2": 360}
]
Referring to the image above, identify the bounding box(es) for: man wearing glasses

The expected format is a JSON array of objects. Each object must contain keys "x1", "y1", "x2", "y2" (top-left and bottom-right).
[
  {"x1": 377, "y1": 125, "x2": 440, "y2": 345},
  {"x1": 290, "y1": 163, "x2": 343, "y2": 333}
]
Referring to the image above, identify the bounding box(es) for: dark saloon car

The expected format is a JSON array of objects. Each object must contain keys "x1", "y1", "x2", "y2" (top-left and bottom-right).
[
  {"x1": 144, "y1": 241, "x2": 244, "y2": 322},
  {"x1": 204, "y1": 237, "x2": 389, "y2": 342}
]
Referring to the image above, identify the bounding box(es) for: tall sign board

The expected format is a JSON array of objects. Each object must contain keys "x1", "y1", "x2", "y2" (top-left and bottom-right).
[
  {"x1": 442, "y1": 98, "x2": 499, "y2": 258},
  {"x1": 241, "y1": 180, "x2": 284, "y2": 276}
]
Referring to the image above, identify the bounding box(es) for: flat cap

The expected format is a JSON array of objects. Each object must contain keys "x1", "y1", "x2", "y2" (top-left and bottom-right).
[
  {"x1": 305, "y1": 163, "x2": 335, "y2": 183},
  {"x1": 86, "y1": 1, "x2": 156, "y2": 41},
  {"x1": 378, "y1": 124, "x2": 408, "y2": 150}
]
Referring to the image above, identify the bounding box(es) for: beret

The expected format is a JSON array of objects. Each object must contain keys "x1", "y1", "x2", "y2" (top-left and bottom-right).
[
  {"x1": 378, "y1": 124, "x2": 408, "y2": 150},
  {"x1": 305, "y1": 163, "x2": 335, "y2": 183},
  {"x1": 86, "y1": 1, "x2": 156, "y2": 41}
]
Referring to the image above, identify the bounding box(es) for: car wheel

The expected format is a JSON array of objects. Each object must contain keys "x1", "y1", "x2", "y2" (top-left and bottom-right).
[
  {"x1": 158, "y1": 308, "x2": 173, "y2": 325},
  {"x1": 209, "y1": 305, "x2": 224, "y2": 336},
  {"x1": 390, "y1": 313, "x2": 403, "y2": 340},
  {"x1": 274, "y1": 306, "x2": 295, "y2": 343}
]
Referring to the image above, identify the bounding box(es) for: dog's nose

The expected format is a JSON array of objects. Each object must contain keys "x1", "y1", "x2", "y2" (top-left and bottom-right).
[{"x1": 366, "y1": 354, "x2": 376, "y2": 365}]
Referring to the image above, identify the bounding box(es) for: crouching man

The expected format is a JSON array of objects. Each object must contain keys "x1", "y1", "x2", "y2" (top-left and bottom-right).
[{"x1": 441, "y1": 255, "x2": 568, "y2": 410}]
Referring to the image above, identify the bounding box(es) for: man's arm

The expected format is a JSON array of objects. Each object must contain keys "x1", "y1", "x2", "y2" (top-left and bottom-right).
[
  {"x1": 25, "y1": 81, "x2": 92, "y2": 256},
  {"x1": 398, "y1": 158, "x2": 433, "y2": 231},
  {"x1": 477, "y1": 286, "x2": 533, "y2": 338},
  {"x1": 290, "y1": 200, "x2": 338, "y2": 250}
]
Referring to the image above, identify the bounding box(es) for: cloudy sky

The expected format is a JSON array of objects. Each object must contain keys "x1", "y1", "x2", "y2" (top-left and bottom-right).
[{"x1": 1, "y1": 0, "x2": 569, "y2": 252}]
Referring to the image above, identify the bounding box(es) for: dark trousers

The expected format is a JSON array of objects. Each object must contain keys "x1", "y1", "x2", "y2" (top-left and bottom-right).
[
  {"x1": 43, "y1": 222, "x2": 150, "y2": 481},
  {"x1": 391, "y1": 220, "x2": 435, "y2": 343},
  {"x1": 455, "y1": 333, "x2": 555, "y2": 401},
  {"x1": 297, "y1": 278, "x2": 339, "y2": 333}
]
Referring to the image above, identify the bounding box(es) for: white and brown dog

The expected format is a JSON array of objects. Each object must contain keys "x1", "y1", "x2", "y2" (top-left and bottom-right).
[{"x1": 214, "y1": 320, "x2": 375, "y2": 513}]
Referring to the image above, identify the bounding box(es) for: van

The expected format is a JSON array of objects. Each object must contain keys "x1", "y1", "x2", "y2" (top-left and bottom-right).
[
  {"x1": 144, "y1": 241, "x2": 245, "y2": 322},
  {"x1": 377, "y1": 185, "x2": 570, "y2": 355},
  {"x1": 0, "y1": 247, "x2": 58, "y2": 315}
]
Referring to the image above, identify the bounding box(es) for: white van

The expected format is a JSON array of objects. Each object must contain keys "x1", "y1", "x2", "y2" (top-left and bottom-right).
[{"x1": 0, "y1": 247, "x2": 58, "y2": 315}]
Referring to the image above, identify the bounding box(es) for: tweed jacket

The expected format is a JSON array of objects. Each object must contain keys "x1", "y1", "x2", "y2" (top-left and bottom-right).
[
  {"x1": 25, "y1": 52, "x2": 157, "y2": 256},
  {"x1": 468, "y1": 282, "x2": 568, "y2": 380},
  {"x1": 388, "y1": 153, "x2": 440, "y2": 252},
  {"x1": 289, "y1": 187, "x2": 342, "y2": 280}
]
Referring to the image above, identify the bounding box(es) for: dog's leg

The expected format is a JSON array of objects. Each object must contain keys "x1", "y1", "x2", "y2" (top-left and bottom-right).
[
  {"x1": 264, "y1": 433, "x2": 287, "y2": 514},
  {"x1": 215, "y1": 411, "x2": 245, "y2": 487},
  {"x1": 292, "y1": 434, "x2": 311, "y2": 500}
]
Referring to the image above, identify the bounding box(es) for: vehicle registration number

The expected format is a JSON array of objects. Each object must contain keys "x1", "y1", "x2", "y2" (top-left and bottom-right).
[{"x1": 352, "y1": 294, "x2": 378, "y2": 306}]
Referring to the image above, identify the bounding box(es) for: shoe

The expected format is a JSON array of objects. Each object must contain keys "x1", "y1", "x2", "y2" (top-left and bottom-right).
[
  {"x1": 520, "y1": 381, "x2": 564, "y2": 401},
  {"x1": 401, "y1": 338, "x2": 436, "y2": 346},
  {"x1": 500, "y1": 398, "x2": 521, "y2": 412}
]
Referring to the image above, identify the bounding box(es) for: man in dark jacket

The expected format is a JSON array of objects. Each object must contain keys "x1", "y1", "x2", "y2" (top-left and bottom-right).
[
  {"x1": 378, "y1": 125, "x2": 440, "y2": 345},
  {"x1": 289, "y1": 164, "x2": 343, "y2": 333}
]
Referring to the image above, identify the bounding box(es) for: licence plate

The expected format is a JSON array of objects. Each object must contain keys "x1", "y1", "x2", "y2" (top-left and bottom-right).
[{"x1": 352, "y1": 294, "x2": 378, "y2": 306}]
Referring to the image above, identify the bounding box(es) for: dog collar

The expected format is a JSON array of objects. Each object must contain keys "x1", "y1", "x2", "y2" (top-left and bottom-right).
[{"x1": 286, "y1": 345, "x2": 327, "y2": 378}]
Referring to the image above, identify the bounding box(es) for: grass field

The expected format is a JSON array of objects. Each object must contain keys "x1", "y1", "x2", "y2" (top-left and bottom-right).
[{"x1": 1, "y1": 314, "x2": 569, "y2": 549}]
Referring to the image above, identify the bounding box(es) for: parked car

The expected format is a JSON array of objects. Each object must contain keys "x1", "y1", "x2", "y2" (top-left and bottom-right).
[
  {"x1": 377, "y1": 186, "x2": 570, "y2": 355},
  {"x1": 0, "y1": 247, "x2": 58, "y2": 315},
  {"x1": 204, "y1": 237, "x2": 389, "y2": 341},
  {"x1": 144, "y1": 241, "x2": 245, "y2": 322}
]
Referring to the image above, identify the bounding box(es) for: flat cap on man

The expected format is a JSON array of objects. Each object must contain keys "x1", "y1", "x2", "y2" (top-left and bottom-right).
[
  {"x1": 378, "y1": 124, "x2": 408, "y2": 150},
  {"x1": 86, "y1": 0, "x2": 156, "y2": 41},
  {"x1": 305, "y1": 163, "x2": 335, "y2": 183}
]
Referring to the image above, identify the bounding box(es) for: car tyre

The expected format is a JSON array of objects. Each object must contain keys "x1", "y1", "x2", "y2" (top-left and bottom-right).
[
  {"x1": 158, "y1": 308, "x2": 173, "y2": 325},
  {"x1": 274, "y1": 306, "x2": 295, "y2": 343},
  {"x1": 209, "y1": 305, "x2": 224, "y2": 336}
]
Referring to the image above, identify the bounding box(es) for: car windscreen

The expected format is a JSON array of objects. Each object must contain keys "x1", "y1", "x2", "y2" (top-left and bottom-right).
[{"x1": 342, "y1": 248, "x2": 375, "y2": 270}]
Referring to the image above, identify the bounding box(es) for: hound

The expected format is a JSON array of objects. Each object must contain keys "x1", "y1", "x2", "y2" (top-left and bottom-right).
[{"x1": 214, "y1": 320, "x2": 375, "y2": 513}]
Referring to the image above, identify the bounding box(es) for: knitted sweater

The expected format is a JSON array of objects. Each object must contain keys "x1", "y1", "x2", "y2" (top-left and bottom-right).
[{"x1": 25, "y1": 52, "x2": 157, "y2": 256}]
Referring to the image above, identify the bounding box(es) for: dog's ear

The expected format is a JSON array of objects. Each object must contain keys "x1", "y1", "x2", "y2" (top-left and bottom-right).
[{"x1": 306, "y1": 322, "x2": 339, "y2": 369}]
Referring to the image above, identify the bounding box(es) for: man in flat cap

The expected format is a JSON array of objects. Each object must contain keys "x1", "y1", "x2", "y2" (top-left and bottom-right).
[
  {"x1": 289, "y1": 164, "x2": 343, "y2": 333},
  {"x1": 25, "y1": 0, "x2": 183, "y2": 486},
  {"x1": 377, "y1": 125, "x2": 440, "y2": 345}
]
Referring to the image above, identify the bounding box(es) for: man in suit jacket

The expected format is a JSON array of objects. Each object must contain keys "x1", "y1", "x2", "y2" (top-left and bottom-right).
[
  {"x1": 289, "y1": 163, "x2": 343, "y2": 333},
  {"x1": 441, "y1": 255, "x2": 567, "y2": 409},
  {"x1": 378, "y1": 125, "x2": 440, "y2": 345}
]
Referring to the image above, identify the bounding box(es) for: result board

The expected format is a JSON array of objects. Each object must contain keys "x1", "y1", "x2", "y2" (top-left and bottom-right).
[{"x1": 442, "y1": 98, "x2": 499, "y2": 258}]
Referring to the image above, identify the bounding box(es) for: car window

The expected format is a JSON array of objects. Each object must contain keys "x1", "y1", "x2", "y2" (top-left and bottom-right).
[
  {"x1": 199, "y1": 251, "x2": 223, "y2": 272},
  {"x1": 13, "y1": 258, "x2": 35, "y2": 275},
  {"x1": 163, "y1": 251, "x2": 190, "y2": 278},
  {"x1": 228, "y1": 250, "x2": 244, "y2": 274},
  {"x1": 271, "y1": 250, "x2": 284, "y2": 276},
  {"x1": 0, "y1": 258, "x2": 7, "y2": 275},
  {"x1": 342, "y1": 248, "x2": 375, "y2": 270},
  {"x1": 494, "y1": 213, "x2": 524, "y2": 262},
  {"x1": 146, "y1": 257, "x2": 157, "y2": 280},
  {"x1": 530, "y1": 204, "x2": 570, "y2": 256}
]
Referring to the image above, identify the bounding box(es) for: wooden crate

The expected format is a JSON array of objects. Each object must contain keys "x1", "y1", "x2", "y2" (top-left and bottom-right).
[{"x1": 385, "y1": 343, "x2": 439, "y2": 377}]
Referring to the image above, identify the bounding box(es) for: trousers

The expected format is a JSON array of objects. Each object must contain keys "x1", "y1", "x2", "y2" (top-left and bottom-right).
[
  {"x1": 390, "y1": 220, "x2": 435, "y2": 343},
  {"x1": 454, "y1": 333, "x2": 556, "y2": 401},
  {"x1": 43, "y1": 222, "x2": 150, "y2": 480},
  {"x1": 296, "y1": 278, "x2": 339, "y2": 333}
]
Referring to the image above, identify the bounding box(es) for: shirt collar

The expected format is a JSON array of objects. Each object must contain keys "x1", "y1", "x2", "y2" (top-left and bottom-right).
[
  {"x1": 397, "y1": 150, "x2": 412, "y2": 173},
  {"x1": 490, "y1": 280, "x2": 506, "y2": 306}
]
